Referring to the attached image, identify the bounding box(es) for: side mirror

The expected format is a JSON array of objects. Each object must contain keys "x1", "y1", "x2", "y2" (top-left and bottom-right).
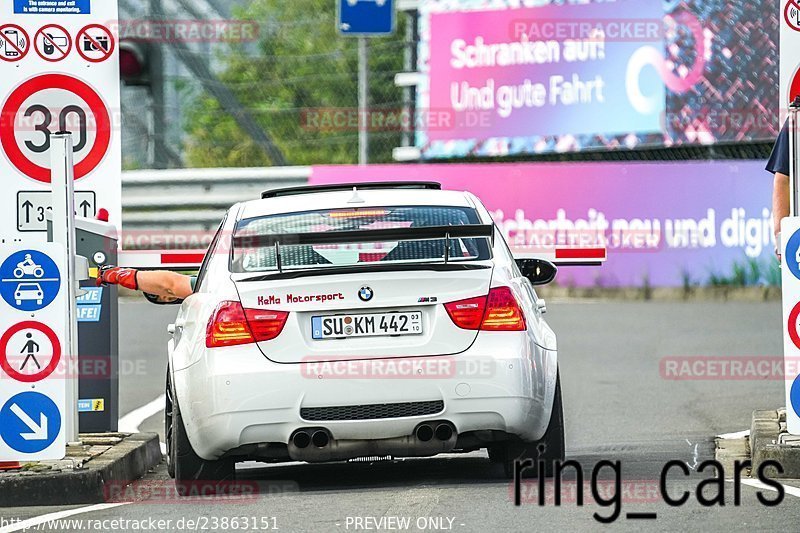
[
  {"x1": 143, "y1": 292, "x2": 184, "y2": 305},
  {"x1": 515, "y1": 258, "x2": 558, "y2": 286}
]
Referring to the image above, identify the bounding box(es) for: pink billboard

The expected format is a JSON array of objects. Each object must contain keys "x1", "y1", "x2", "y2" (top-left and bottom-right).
[
  {"x1": 310, "y1": 161, "x2": 774, "y2": 288},
  {"x1": 426, "y1": 0, "x2": 665, "y2": 142}
]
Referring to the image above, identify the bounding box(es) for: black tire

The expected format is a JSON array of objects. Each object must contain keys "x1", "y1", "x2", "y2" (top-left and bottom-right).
[
  {"x1": 165, "y1": 371, "x2": 175, "y2": 478},
  {"x1": 170, "y1": 376, "x2": 235, "y2": 496},
  {"x1": 490, "y1": 371, "x2": 565, "y2": 478}
]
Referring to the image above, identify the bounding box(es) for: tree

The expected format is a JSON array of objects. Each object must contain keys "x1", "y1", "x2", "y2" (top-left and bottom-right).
[{"x1": 184, "y1": 0, "x2": 407, "y2": 167}]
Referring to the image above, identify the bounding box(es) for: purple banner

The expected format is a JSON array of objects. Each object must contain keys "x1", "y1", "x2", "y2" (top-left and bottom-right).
[{"x1": 311, "y1": 161, "x2": 774, "y2": 287}]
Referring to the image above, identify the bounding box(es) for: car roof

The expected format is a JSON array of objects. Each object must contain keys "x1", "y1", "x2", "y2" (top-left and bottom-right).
[{"x1": 237, "y1": 188, "x2": 476, "y2": 220}]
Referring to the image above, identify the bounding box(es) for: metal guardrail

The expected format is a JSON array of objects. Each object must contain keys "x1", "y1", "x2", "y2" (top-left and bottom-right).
[{"x1": 122, "y1": 166, "x2": 311, "y2": 230}]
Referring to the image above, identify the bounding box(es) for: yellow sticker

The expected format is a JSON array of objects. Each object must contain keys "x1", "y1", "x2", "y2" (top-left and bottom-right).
[
  {"x1": 89, "y1": 267, "x2": 99, "y2": 278},
  {"x1": 92, "y1": 399, "x2": 105, "y2": 412}
]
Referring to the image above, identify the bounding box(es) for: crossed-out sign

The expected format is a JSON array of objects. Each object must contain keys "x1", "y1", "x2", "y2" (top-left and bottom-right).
[
  {"x1": 76, "y1": 24, "x2": 115, "y2": 63},
  {"x1": 34, "y1": 24, "x2": 71, "y2": 62},
  {"x1": 0, "y1": 73, "x2": 111, "y2": 183},
  {"x1": 0, "y1": 23, "x2": 114, "y2": 63},
  {"x1": 787, "y1": 0, "x2": 800, "y2": 32},
  {"x1": 0, "y1": 24, "x2": 30, "y2": 62},
  {"x1": 0, "y1": 246, "x2": 66, "y2": 460}
]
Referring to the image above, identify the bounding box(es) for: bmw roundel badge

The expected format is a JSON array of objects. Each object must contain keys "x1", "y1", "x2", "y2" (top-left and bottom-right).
[{"x1": 358, "y1": 286, "x2": 373, "y2": 302}]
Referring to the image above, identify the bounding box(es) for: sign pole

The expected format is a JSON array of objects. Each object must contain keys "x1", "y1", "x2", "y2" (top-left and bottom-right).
[
  {"x1": 358, "y1": 36, "x2": 369, "y2": 166},
  {"x1": 791, "y1": 97, "x2": 800, "y2": 217},
  {"x1": 50, "y1": 133, "x2": 80, "y2": 444}
]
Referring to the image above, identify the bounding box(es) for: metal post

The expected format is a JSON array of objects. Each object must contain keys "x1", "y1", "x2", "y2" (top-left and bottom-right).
[
  {"x1": 50, "y1": 133, "x2": 80, "y2": 444},
  {"x1": 358, "y1": 37, "x2": 369, "y2": 165},
  {"x1": 150, "y1": 0, "x2": 168, "y2": 169},
  {"x1": 791, "y1": 97, "x2": 800, "y2": 218}
]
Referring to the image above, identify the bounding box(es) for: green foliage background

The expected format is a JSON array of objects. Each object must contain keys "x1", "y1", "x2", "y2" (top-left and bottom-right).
[{"x1": 184, "y1": 0, "x2": 408, "y2": 167}]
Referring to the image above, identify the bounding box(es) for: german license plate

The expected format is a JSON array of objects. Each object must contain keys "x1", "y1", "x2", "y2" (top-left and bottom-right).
[{"x1": 311, "y1": 312, "x2": 423, "y2": 339}]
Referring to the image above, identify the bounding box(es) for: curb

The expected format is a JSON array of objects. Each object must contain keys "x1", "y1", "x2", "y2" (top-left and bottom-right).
[
  {"x1": 0, "y1": 433, "x2": 162, "y2": 507},
  {"x1": 750, "y1": 409, "x2": 800, "y2": 478}
]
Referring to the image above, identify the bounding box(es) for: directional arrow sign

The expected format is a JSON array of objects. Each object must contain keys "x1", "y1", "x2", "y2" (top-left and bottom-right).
[
  {"x1": 79, "y1": 199, "x2": 92, "y2": 217},
  {"x1": 0, "y1": 391, "x2": 62, "y2": 456},
  {"x1": 10, "y1": 403, "x2": 47, "y2": 441}
]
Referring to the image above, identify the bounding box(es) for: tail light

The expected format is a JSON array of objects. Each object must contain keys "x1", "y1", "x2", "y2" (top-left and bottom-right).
[
  {"x1": 444, "y1": 296, "x2": 487, "y2": 330},
  {"x1": 481, "y1": 286, "x2": 526, "y2": 331},
  {"x1": 206, "y1": 301, "x2": 289, "y2": 348},
  {"x1": 444, "y1": 287, "x2": 526, "y2": 332},
  {"x1": 245, "y1": 308, "x2": 289, "y2": 342}
]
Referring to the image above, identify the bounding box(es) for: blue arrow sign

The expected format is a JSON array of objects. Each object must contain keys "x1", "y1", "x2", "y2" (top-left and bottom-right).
[
  {"x1": 0, "y1": 249, "x2": 61, "y2": 312},
  {"x1": 0, "y1": 392, "x2": 61, "y2": 454},
  {"x1": 338, "y1": 0, "x2": 394, "y2": 36}
]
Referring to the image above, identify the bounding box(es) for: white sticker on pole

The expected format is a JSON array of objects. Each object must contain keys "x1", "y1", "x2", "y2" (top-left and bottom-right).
[
  {"x1": 0, "y1": 1, "x2": 121, "y2": 243},
  {"x1": 0, "y1": 243, "x2": 67, "y2": 461}
]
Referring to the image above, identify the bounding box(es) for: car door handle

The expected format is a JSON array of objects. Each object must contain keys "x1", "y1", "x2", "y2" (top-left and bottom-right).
[{"x1": 175, "y1": 318, "x2": 186, "y2": 328}]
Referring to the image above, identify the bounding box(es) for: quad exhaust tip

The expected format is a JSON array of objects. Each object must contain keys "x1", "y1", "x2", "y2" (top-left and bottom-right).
[
  {"x1": 312, "y1": 430, "x2": 330, "y2": 448},
  {"x1": 415, "y1": 422, "x2": 454, "y2": 442},
  {"x1": 292, "y1": 429, "x2": 331, "y2": 449},
  {"x1": 434, "y1": 423, "x2": 453, "y2": 441},
  {"x1": 292, "y1": 430, "x2": 311, "y2": 449},
  {"x1": 415, "y1": 424, "x2": 434, "y2": 442}
]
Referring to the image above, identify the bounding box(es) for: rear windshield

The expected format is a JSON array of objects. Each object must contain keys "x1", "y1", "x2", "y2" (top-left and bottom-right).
[{"x1": 231, "y1": 206, "x2": 491, "y2": 273}]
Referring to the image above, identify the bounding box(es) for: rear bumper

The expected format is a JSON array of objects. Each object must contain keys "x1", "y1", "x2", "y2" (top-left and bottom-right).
[{"x1": 173, "y1": 334, "x2": 557, "y2": 461}]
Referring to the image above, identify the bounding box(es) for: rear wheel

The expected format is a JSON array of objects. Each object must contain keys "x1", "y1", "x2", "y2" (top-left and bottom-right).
[
  {"x1": 165, "y1": 371, "x2": 175, "y2": 478},
  {"x1": 490, "y1": 371, "x2": 565, "y2": 478},
  {"x1": 169, "y1": 374, "x2": 235, "y2": 495}
]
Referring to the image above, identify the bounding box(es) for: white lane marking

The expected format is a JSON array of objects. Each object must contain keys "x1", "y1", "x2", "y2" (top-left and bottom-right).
[
  {"x1": 0, "y1": 503, "x2": 130, "y2": 533},
  {"x1": 118, "y1": 394, "x2": 165, "y2": 433},
  {"x1": 685, "y1": 439, "x2": 699, "y2": 471},
  {"x1": 741, "y1": 478, "x2": 800, "y2": 499},
  {"x1": 717, "y1": 430, "x2": 750, "y2": 440}
]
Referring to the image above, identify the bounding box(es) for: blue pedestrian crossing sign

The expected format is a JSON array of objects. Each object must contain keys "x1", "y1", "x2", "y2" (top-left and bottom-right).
[
  {"x1": 338, "y1": 0, "x2": 394, "y2": 36},
  {"x1": 0, "y1": 249, "x2": 61, "y2": 311},
  {"x1": 0, "y1": 391, "x2": 62, "y2": 455}
]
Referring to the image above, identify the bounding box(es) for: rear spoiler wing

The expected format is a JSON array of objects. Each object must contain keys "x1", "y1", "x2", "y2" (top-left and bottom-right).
[
  {"x1": 233, "y1": 224, "x2": 495, "y2": 271},
  {"x1": 232, "y1": 224, "x2": 494, "y2": 248}
]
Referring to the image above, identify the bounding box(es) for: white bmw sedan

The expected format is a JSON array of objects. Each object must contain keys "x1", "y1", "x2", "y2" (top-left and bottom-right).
[{"x1": 165, "y1": 181, "x2": 565, "y2": 491}]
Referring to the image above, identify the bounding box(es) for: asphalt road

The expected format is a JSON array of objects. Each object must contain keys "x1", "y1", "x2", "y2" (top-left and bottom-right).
[{"x1": 3, "y1": 298, "x2": 800, "y2": 532}]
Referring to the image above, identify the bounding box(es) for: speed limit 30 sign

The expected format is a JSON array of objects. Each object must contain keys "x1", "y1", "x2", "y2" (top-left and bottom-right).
[
  {"x1": 0, "y1": 2, "x2": 121, "y2": 243},
  {"x1": 1, "y1": 74, "x2": 111, "y2": 183}
]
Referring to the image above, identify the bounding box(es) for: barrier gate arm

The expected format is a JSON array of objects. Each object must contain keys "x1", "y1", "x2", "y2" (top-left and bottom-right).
[
  {"x1": 116, "y1": 250, "x2": 206, "y2": 272},
  {"x1": 511, "y1": 246, "x2": 608, "y2": 267},
  {"x1": 117, "y1": 246, "x2": 608, "y2": 272}
]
